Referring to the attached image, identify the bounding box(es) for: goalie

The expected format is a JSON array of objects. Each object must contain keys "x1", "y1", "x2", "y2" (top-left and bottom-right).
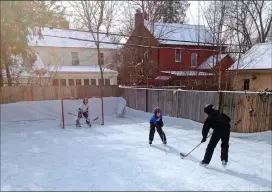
[{"x1": 76, "y1": 98, "x2": 91, "y2": 127}]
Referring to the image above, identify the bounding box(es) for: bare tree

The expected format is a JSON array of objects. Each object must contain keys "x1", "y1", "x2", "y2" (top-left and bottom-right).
[{"x1": 66, "y1": 1, "x2": 117, "y2": 95}]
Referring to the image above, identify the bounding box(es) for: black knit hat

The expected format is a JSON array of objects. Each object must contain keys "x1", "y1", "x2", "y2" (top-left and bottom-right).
[{"x1": 204, "y1": 104, "x2": 214, "y2": 114}]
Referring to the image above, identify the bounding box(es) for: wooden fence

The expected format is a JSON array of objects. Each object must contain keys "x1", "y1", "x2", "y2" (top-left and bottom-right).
[
  {"x1": 0, "y1": 86, "x2": 122, "y2": 104},
  {"x1": 122, "y1": 88, "x2": 272, "y2": 133},
  {"x1": 1, "y1": 86, "x2": 271, "y2": 133}
]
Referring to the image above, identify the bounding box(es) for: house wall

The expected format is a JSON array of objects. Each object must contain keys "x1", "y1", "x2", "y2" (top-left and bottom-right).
[
  {"x1": 25, "y1": 46, "x2": 118, "y2": 86},
  {"x1": 158, "y1": 45, "x2": 234, "y2": 72},
  {"x1": 32, "y1": 46, "x2": 116, "y2": 66},
  {"x1": 231, "y1": 70, "x2": 272, "y2": 91},
  {"x1": 119, "y1": 24, "x2": 160, "y2": 85}
]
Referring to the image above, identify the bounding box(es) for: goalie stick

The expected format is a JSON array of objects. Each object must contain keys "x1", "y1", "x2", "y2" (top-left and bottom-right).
[{"x1": 68, "y1": 112, "x2": 98, "y2": 121}]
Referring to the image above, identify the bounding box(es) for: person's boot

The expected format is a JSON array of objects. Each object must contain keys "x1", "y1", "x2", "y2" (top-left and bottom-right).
[{"x1": 200, "y1": 161, "x2": 208, "y2": 167}]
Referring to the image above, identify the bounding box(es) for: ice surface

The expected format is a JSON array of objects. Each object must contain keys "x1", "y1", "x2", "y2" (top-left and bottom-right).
[{"x1": 1, "y1": 98, "x2": 271, "y2": 191}]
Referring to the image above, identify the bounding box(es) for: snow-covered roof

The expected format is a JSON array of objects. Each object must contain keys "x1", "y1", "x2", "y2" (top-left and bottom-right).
[
  {"x1": 198, "y1": 54, "x2": 228, "y2": 69},
  {"x1": 155, "y1": 76, "x2": 172, "y2": 80},
  {"x1": 144, "y1": 21, "x2": 214, "y2": 45},
  {"x1": 28, "y1": 27, "x2": 117, "y2": 49},
  {"x1": 229, "y1": 42, "x2": 272, "y2": 70},
  {"x1": 161, "y1": 71, "x2": 215, "y2": 76},
  {"x1": 49, "y1": 65, "x2": 118, "y2": 74}
]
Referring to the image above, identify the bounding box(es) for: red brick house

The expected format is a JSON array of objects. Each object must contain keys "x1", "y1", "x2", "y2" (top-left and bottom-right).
[{"x1": 118, "y1": 10, "x2": 234, "y2": 89}]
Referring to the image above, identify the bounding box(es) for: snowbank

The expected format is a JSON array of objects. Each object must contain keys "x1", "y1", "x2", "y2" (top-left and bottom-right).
[{"x1": 231, "y1": 131, "x2": 272, "y2": 145}]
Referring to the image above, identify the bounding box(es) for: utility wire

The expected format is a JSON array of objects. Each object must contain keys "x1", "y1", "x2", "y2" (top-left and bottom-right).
[
  {"x1": 43, "y1": 26, "x2": 249, "y2": 48},
  {"x1": 42, "y1": 34, "x2": 244, "y2": 54}
]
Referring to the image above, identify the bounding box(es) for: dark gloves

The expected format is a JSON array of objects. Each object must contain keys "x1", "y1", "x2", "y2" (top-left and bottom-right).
[
  {"x1": 157, "y1": 120, "x2": 164, "y2": 127},
  {"x1": 201, "y1": 137, "x2": 206, "y2": 143}
]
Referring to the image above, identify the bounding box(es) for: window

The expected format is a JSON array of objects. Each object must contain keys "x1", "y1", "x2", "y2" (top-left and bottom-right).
[
  {"x1": 52, "y1": 79, "x2": 59, "y2": 86},
  {"x1": 191, "y1": 53, "x2": 197, "y2": 67},
  {"x1": 68, "y1": 79, "x2": 75, "y2": 86},
  {"x1": 98, "y1": 79, "x2": 104, "y2": 86},
  {"x1": 99, "y1": 53, "x2": 104, "y2": 65},
  {"x1": 105, "y1": 79, "x2": 110, "y2": 86},
  {"x1": 60, "y1": 79, "x2": 66, "y2": 86},
  {"x1": 76, "y1": 79, "x2": 82, "y2": 86},
  {"x1": 71, "y1": 52, "x2": 80, "y2": 66},
  {"x1": 83, "y1": 79, "x2": 90, "y2": 86},
  {"x1": 244, "y1": 79, "x2": 250, "y2": 90},
  {"x1": 175, "y1": 49, "x2": 181, "y2": 62},
  {"x1": 90, "y1": 79, "x2": 96, "y2": 85}
]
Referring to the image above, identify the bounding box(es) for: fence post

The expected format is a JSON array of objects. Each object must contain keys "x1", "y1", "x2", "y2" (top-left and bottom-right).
[
  {"x1": 218, "y1": 91, "x2": 223, "y2": 112},
  {"x1": 145, "y1": 89, "x2": 148, "y2": 112}
]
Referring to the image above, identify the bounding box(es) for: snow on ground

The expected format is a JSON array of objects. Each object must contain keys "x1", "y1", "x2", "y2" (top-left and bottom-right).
[{"x1": 1, "y1": 98, "x2": 271, "y2": 191}]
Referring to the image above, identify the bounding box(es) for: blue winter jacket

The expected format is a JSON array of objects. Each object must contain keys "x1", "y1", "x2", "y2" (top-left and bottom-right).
[{"x1": 150, "y1": 114, "x2": 163, "y2": 125}]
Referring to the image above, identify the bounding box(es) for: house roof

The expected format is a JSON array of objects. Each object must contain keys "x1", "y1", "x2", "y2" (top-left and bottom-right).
[
  {"x1": 155, "y1": 76, "x2": 172, "y2": 80},
  {"x1": 144, "y1": 21, "x2": 214, "y2": 46},
  {"x1": 28, "y1": 27, "x2": 117, "y2": 49},
  {"x1": 48, "y1": 65, "x2": 118, "y2": 74},
  {"x1": 198, "y1": 54, "x2": 228, "y2": 69},
  {"x1": 161, "y1": 71, "x2": 215, "y2": 76},
  {"x1": 229, "y1": 42, "x2": 272, "y2": 70}
]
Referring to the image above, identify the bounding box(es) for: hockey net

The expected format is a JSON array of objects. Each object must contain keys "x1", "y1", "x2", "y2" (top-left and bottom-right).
[{"x1": 61, "y1": 96, "x2": 104, "y2": 128}]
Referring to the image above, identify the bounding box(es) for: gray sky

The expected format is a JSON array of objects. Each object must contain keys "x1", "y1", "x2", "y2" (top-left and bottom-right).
[{"x1": 64, "y1": 1, "x2": 206, "y2": 29}]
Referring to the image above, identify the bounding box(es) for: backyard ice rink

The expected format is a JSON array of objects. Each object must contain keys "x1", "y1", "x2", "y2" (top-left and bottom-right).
[{"x1": 1, "y1": 97, "x2": 271, "y2": 191}]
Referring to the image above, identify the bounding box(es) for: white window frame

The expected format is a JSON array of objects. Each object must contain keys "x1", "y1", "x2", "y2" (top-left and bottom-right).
[
  {"x1": 175, "y1": 49, "x2": 181, "y2": 62},
  {"x1": 71, "y1": 52, "x2": 80, "y2": 66},
  {"x1": 191, "y1": 53, "x2": 197, "y2": 67}
]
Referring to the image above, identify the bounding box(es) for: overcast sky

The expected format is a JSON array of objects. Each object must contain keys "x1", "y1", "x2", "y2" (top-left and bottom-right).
[{"x1": 64, "y1": 1, "x2": 206, "y2": 29}]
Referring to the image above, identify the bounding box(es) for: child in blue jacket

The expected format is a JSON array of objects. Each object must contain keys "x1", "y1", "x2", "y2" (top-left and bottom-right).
[{"x1": 149, "y1": 107, "x2": 167, "y2": 145}]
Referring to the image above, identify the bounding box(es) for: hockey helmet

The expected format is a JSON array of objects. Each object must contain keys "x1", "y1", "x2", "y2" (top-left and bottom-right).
[
  {"x1": 154, "y1": 107, "x2": 162, "y2": 115},
  {"x1": 204, "y1": 104, "x2": 214, "y2": 114}
]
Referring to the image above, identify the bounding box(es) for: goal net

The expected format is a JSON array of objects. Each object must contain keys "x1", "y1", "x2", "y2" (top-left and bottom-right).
[{"x1": 61, "y1": 97, "x2": 104, "y2": 128}]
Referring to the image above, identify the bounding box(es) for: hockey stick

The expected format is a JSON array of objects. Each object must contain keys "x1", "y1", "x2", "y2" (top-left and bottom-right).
[
  {"x1": 180, "y1": 133, "x2": 212, "y2": 158},
  {"x1": 68, "y1": 112, "x2": 98, "y2": 121}
]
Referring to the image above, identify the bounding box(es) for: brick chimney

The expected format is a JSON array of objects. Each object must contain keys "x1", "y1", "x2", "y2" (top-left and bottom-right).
[{"x1": 135, "y1": 9, "x2": 144, "y2": 28}]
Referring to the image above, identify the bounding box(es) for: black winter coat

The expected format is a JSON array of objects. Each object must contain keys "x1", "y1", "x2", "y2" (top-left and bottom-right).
[{"x1": 202, "y1": 109, "x2": 231, "y2": 139}]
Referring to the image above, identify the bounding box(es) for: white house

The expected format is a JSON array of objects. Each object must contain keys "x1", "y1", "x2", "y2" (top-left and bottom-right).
[{"x1": 4, "y1": 27, "x2": 119, "y2": 86}]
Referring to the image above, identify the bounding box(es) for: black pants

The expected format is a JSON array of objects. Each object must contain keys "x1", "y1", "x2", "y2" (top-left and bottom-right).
[
  {"x1": 149, "y1": 124, "x2": 167, "y2": 143},
  {"x1": 202, "y1": 130, "x2": 230, "y2": 164}
]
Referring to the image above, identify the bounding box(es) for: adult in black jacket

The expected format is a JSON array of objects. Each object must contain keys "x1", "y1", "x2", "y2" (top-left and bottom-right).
[{"x1": 201, "y1": 104, "x2": 231, "y2": 166}]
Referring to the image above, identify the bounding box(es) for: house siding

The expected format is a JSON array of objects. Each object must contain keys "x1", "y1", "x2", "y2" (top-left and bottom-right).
[
  {"x1": 32, "y1": 46, "x2": 116, "y2": 67},
  {"x1": 230, "y1": 70, "x2": 272, "y2": 91}
]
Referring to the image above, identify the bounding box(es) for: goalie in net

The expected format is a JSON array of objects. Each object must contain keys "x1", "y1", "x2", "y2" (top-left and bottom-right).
[
  {"x1": 76, "y1": 98, "x2": 92, "y2": 127},
  {"x1": 61, "y1": 97, "x2": 104, "y2": 128}
]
